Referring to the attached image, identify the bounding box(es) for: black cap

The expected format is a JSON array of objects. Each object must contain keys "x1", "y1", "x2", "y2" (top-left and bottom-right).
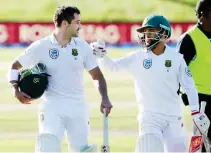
[{"x1": 196, "y1": 0, "x2": 211, "y2": 17}]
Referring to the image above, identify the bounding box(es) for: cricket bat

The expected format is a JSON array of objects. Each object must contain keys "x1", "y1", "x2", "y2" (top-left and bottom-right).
[
  {"x1": 189, "y1": 101, "x2": 209, "y2": 152},
  {"x1": 101, "y1": 108, "x2": 110, "y2": 153}
]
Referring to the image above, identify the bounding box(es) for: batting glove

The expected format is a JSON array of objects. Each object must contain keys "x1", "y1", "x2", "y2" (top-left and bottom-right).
[
  {"x1": 192, "y1": 111, "x2": 210, "y2": 136},
  {"x1": 90, "y1": 40, "x2": 107, "y2": 58}
]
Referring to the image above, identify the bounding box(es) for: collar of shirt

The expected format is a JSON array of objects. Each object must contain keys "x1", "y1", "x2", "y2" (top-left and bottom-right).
[
  {"x1": 144, "y1": 45, "x2": 168, "y2": 56},
  {"x1": 50, "y1": 33, "x2": 77, "y2": 46}
]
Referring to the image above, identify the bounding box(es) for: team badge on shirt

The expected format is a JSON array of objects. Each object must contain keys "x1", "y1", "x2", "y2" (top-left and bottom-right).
[
  {"x1": 49, "y1": 48, "x2": 59, "y2": 59},
  {"x1": 185, "y1": 67, "x2": 192, "y2": 77},
  {"x1": 143, "y1": 58, "x2": 152, "y2": 69},
  {"x1": 72, "y1": 49, "x2": 78, "y2": 56},
  {"x1": 165, "y1": 60, "x2": 172, "y2": 72},
  {"x1": 165, "y1": 60, "x2": 172, "y2": 67}
]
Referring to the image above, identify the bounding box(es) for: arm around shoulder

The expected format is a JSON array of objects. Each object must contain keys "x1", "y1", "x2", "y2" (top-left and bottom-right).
[{"x1": 90, "y1": 39, "x2": 137, "y2": 72}]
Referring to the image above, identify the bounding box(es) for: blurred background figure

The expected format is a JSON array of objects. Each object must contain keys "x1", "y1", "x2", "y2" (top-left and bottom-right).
[
  {"x1": 0, "y1": 0, "x2": 203, "y2": 152},
  {"x1": 177, "y1": 0, "x2": 211, "y2": 152}
]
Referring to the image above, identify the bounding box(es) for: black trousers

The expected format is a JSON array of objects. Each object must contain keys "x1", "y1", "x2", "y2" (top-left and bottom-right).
[{"x1": 198, "y1": 93, "x2": 211, "y2": 152}]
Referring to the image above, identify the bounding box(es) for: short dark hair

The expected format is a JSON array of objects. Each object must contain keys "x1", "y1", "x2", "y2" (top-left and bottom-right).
[
  {"x1": 196, "y1": 0, "x2": 211, "y2": 18},
  {"x1": 53, "y1": 6, "x2": 80, "y2": 27}
]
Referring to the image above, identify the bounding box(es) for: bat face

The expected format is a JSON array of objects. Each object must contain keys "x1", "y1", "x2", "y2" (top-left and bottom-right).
[
  {"x1": 101, "y1": 145, "x2": 110, "y2": 153},
  {"x1": 189, "y1": 136, "x2": 203, "y2": 152}
]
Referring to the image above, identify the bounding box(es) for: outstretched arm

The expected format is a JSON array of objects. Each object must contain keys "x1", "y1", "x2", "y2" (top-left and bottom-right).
[
  {"x1": 99, "y1": 55, "x2": 135, "y2": 72},
  {"x1": 90, "y1": 40, "x2": 135, "y2": 72}
]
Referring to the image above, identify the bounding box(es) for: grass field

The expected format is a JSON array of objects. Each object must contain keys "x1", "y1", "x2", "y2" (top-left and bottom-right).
[
  {"x1": 0, "y1": 0, "x2": 199, "y2": 22},
  {"x1": 0, "y1": 47, "x2": 193, "y2": 152}
]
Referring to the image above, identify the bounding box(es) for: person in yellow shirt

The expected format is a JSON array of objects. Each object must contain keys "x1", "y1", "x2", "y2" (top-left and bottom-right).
[{"x1": 176, "y1": 0, "x2": 211, "y2": 152}]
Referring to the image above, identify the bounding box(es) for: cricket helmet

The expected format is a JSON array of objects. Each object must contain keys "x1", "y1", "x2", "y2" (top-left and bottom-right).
[
  {"x1": 18, "y1": 63, "x2": 50, "y2": 99},
  {"x1": 136, "y1": 15, "x2": 171, "y2": 50}
]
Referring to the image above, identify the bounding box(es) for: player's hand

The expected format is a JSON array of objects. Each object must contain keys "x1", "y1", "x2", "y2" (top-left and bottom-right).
[
  {"x1": 14, "y1": 90, "x2": 31, "y2": 104},
  {"x1": 90, "y1": 39, "x2": 107, "y2": 58},
  {"x1": 192, "y1": 111, "x2": 210, "y2": 136},
  {"x1": 100, "y1": 98, "x2": 113, "y2": 117}
]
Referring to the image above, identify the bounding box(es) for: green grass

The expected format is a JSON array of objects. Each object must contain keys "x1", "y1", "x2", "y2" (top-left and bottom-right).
[
  {"x1": 0, "y1": 107, "x2": 192, "y2": 132},
  {"x1": 0, "y1": 107, "x2": 139, "y2": 132},
  {"x1": 0, "y1": 136, "x2": 137, "y2": 152},
  {"x1": 0, "y1": 47, "x2": 194, "y2": 152},
  {"x1": 0, "y1": 0, "x2": 198, "y2": 22}
]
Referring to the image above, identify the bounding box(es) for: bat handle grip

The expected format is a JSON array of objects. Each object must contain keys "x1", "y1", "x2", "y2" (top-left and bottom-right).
[{"x1": 200, "y1": 101, "x2": 207, "y2": 113}]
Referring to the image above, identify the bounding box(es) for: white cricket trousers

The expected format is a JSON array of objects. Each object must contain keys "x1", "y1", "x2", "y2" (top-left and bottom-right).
[
  {"x1": 136, "y1": 111, "x2": 189, "y2": 152},
  {"x1": 38, "y1": 100, "x2": 90, "y2": 152}
]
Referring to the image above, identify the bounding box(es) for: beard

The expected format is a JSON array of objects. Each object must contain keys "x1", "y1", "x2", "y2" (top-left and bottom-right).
[{"x1": 74, "y1": 30, "x2": 80, "y2": 37}]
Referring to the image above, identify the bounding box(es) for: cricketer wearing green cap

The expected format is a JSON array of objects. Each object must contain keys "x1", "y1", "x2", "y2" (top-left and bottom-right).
[{"x1": 91, "y1": 14, "x2": 210, "y2": 152}]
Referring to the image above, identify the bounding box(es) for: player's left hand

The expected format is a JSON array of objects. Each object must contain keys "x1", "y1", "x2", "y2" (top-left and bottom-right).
[
  {"x1": 90, "y1": 39, "x2": 107, "y2": 58},
  {"x1": 192, "y1": 111, "x2": 210, "y2": 136},
  {"x1": 100, "y1": 98, "x2": 113, "y2": 117}
]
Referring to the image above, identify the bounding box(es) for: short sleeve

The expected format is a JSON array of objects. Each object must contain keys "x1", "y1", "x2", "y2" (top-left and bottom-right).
[
  {"x1": 176, "y1": 34, "x2": 196, "y2": 66},
  {"x1": 83, "y1": 41, "x2": 98, "y2": 71},
  {"x1": 16, "y1": 41, "x2": 42, "y2": 69}
]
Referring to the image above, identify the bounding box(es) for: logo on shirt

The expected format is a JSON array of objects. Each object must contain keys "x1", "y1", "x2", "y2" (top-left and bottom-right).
[
  {"x1": 49, "y1": 48, "x2": 59, "y2": 59},
  {"x1": 165, "y1": 60, "x2": 172, "y2": 72},
  {"x1": 185, "y1": 67, "x2": 192, "y2": 77},
  {"x1": 72, "y1": 49, "x2": 78, "y2": 56},
  {"x1": 165, "y1": 60, "x2": 172, "y2": 67},
  {"x1": 143, "y1": 58, "x2": 152, "y2": 69}
]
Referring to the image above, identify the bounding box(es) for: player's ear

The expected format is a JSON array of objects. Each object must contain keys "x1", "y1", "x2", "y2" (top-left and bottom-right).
[
  {"x1": 61, "y1": 20, "x2": 68, "y2": 27},
  {"x1": 200, "y1": 11, "x2": 209, "y2": 19},
  {"x1": 201, "y1": 11, "x2": 211, "y2": 19}
]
